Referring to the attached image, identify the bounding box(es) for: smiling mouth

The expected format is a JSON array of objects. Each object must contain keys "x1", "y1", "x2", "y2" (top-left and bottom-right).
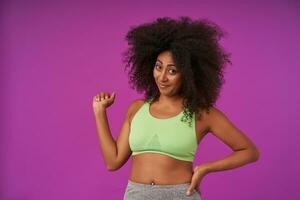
[{"x1": 158, "y1": 84, "x2": 169, "y2": 88}]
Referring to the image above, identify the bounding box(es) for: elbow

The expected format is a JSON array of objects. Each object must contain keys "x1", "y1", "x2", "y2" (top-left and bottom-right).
[
  {"x1": 106, "y1": 165, "x2": 117, "y2": 171},
  {"x1": 106, "y1": 163, "x2": 120, "y2": 172},
  {"x1": 251, "y1": 147, "x2": 260, "y2": 162}
]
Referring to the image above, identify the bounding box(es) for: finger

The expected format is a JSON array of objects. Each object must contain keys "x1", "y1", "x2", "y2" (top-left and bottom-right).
[
  {"x1": 110, "y1": 92, "x2": 116, "y2": 99},
  {"x1": 194, "y1": 179, "x2": 202, "y2": 195},
  {"x1": 100, "y1": 92, "x2": 106, "y2": 101},
  {"x1": 186, "y1": 180, "x2": 198, "y2": 196},
  {"x1": 193, "y1": 166, "x2": 199, "y2": 172},
  {"x1": 94, "y1": 95, "x2": 100, "y2": 101}
]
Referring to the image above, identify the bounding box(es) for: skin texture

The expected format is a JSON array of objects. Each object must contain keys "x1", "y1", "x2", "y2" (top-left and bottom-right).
[{"x1": 93, "y1": 51, "x2": 260, "y2": 196}]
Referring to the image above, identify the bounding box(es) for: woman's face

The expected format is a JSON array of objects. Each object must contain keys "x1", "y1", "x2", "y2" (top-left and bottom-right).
[{"x1": 153, "y1": 50, "x2": 182, "y2": 97}]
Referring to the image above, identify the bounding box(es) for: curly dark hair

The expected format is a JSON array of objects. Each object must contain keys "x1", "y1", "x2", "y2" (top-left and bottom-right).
[{"x1": 122, "y1": 16, "x2": 231, "y2": 127}]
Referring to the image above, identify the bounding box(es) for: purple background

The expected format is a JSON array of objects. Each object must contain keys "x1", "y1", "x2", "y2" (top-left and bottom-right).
[{"x1": 1, "y1": 0, "x2": 299, "y2": 199}]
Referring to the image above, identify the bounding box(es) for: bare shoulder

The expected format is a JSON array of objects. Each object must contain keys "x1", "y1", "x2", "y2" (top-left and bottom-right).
[
  {"x1": 202, "y1": 106, "x2": 230, "y2": 130},
  {"x1": 205, "y1": 106, "x2": 226, "y2": 119},
  {"x1": 127, "y1": 99, "x2": 146, "y2": 123},
  {"x1": 194, "y1": 107, "x2": 214, "y2": 139},
  {"x1": 195, "y1": 106, "x2": 226, "y2": 132}
]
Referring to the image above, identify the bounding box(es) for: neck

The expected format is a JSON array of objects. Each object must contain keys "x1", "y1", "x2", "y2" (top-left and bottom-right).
[{"x1": 157, "y1": 94, "x2": 184, "y2": 106}]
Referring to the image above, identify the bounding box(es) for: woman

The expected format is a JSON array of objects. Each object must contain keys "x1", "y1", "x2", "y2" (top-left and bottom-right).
[{"x1": 93, "y1": 16, "x2": 260, "y2": 200}]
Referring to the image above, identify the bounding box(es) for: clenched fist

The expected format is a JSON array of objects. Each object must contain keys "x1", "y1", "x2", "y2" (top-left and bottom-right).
[{"x1": 93, "y1": 91, "x2": 116, "y2": 114}]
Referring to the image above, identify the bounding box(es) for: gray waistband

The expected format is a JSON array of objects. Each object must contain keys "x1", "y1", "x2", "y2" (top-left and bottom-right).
[{"x1": 127, "y1": 179, "x2": 191, "y2": 189}]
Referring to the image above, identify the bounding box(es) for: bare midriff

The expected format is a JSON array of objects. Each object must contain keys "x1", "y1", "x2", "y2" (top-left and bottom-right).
[{"x1": 129, "y1": 153, "x2": 193, "y2": 185}]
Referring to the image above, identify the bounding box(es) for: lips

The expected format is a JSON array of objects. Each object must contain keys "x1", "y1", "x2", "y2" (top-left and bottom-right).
[{"x1": 158, "y1": 83, "x2": 170, "y2": 88}]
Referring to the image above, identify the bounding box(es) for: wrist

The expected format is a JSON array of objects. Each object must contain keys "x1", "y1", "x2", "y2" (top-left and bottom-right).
[
  {"x1": 94, "y1": 107, "x2": 107, "y2": 116},
  {"x1": 197, "y1": 162, "x2": 212, "y2": 175}
]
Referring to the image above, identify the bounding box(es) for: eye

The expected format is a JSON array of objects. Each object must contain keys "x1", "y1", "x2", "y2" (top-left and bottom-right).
[
  {"x1": 169, "y1": 69, "x2": 177, "y2": 74},
  {"x1": 155, "y1": 64, "x2": 161, "y2": 70}
]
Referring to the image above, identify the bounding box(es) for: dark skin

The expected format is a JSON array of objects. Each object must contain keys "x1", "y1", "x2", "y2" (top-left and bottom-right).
[
  {"x1": 92, "y1": 50, "x2": 260, "y2": 196},
  {"x1": 127, "y1": 98, "x2": 209, "y2": 196}
]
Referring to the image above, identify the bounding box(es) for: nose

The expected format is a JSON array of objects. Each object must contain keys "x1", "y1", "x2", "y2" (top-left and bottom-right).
[{"x1": 159, "y1": 70, "x2": 168, "y2": 82}]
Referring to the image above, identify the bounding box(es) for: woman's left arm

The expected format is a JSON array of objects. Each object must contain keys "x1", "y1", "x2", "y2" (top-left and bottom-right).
[
  {"x1": 202, "y1": 106, "x2": 260, "y2": 172},
  {"x1": 186, "y1": 106, "x2": 260, "y2": 195}
]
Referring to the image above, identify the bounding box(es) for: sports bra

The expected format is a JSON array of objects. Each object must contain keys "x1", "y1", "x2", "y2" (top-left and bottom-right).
[{"x1": 129, "y1": 99, "x2": 198, "y2": 162}]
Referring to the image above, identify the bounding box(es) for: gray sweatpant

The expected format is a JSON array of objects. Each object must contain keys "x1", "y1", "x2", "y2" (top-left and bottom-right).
[{"x1": 123, "y1": 180, "x2": 201, "y2": 200}]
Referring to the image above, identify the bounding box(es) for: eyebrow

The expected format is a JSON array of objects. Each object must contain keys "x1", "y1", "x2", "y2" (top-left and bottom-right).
[{"x1": 156, "y1": 59, "x2": 176, "y2": 67}]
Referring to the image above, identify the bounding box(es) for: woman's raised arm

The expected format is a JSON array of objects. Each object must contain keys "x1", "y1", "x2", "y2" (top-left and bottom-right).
[{"x1": 92, "y1": 92, "x2": 141, "y2": 171}]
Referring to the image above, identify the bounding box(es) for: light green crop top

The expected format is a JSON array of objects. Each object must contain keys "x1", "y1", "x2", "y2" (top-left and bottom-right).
[{"x1": 129, "y1": 100, "x2": 198, "y2": 162}]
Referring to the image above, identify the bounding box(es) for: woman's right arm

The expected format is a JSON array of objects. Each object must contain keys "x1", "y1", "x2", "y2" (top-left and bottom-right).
[{"x1": 92, "y1": 92, "x2": 140, "y2": 171}]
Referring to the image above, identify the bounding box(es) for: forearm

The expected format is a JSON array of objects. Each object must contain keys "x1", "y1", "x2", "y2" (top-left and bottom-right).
[
  {"x1": 94, "y1": 109, "x2": 117, "y2": 169},
  {"x1": 201, "y1": 148, "x2": 259, "y2": 174}
]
